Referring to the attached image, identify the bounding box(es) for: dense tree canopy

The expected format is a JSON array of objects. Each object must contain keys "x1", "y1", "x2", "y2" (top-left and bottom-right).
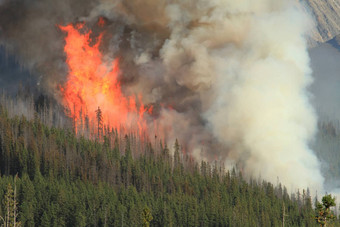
[{"x1": 0, "y1": 97, "x2": 337, "y2": 226}]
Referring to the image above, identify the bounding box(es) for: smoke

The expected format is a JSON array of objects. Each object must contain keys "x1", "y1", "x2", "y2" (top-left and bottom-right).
[
  {"x1": 0, "y1": 0, "x2": 324, "y2": 192},
  {"x1": 200, "y1": 2, "x2": 322, "y2": 191}
]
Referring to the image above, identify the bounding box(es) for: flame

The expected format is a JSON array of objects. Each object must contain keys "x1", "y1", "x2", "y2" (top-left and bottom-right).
[
  {"x1": 98, "y1": 17, "x2": 106, "y2": 27},
  {"x1": 59, "y1": 23, "x2": 147, "y2": 134}
]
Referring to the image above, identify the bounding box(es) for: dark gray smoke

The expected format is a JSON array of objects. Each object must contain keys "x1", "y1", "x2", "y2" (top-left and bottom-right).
[
  {"x1": 0, "y1": 0, "x2": 97, "y2": 91},
  {"x1": 0, "y1": 0, "x2": 324, "y2": 193}
]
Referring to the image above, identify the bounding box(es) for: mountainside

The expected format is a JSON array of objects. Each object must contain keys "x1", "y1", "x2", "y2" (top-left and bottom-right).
[
  {"x1": 303, "y1": 0, "x2": 340, "y2": 44},
  {"x1": 0, "y1": 94, "x2": 325, "y2": 226}
]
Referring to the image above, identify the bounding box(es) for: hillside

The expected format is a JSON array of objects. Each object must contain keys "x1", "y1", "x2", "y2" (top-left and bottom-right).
[
  {"x1": 303, "y1": 0, "x2": 340, "y2": 45},
  {"x1": 0, "y1": 94, "x2": 331, "y2": 226}
]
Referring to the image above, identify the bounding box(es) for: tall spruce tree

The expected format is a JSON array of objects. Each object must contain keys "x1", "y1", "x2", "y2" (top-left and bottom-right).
[{"x1": 315, "y1": 194, "x2": 336, "y2": 227}]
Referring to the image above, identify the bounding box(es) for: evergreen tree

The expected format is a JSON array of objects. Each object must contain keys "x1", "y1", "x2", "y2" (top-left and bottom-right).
[
  {"x1": 1, "y1": 180, "x2": 21, "y2": 227},
  {"x1": 142, "y1": 206, "x2": 153, "y2": 227},
  {"x1": 95, "y1": 107, "x2": 103, "y2": 138},
  {"x1": 315, "y1": 194, "x2": 336, "y2": 227}
]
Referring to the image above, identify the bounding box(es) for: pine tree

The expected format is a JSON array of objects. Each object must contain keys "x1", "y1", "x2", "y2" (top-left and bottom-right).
[
  {"x1": 174, "y1": 139, "x2": 180, "y2": 169},
  {"x1": 1, "y1": 179, "x2": 21, "y2": 227},
  {"x1": 95, "y1": 107, "x2": 103, "y2": 138},
  {"x1": 141, "y1": 206, "x2": 153, "y2": 227},
  {"x1": 315, "y1": 194, "x2": 336, "y2": 227}
]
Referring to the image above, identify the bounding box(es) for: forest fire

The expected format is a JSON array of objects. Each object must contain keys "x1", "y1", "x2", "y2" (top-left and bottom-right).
[
  {"x1": 59, "y1": 23, "x2": 147, "y2": 134},
  {"x1": 0, "y1": 0, "x2": 329, "y2": 200}
]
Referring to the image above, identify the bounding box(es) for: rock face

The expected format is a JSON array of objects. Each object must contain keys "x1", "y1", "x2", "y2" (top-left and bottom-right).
[
  {"x1": 303, "y1": 0, "x2": 340, "y2": 44},
  {"x1": 325, "y1": 34, "x2": 340, "y2": 49}
]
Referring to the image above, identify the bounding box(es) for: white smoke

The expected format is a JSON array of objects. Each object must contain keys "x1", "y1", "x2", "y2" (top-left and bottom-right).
[{"x1": 143, "y1": 0, "x2": 323, "y2": 192}]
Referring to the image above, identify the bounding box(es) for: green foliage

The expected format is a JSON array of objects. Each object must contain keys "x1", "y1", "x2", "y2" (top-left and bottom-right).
[
  {"x1": 142, "y1": 206, "x2": 153, "y2": 227},
  {"x1": 1, "y1": 180, "x2": 21, "y2": 227},
  {"x1": 0, "y1": 105, "x2": 335, "y2": 226},
  {"x1": 315, "y1": 194, "x2": 336, "y2": 226}
]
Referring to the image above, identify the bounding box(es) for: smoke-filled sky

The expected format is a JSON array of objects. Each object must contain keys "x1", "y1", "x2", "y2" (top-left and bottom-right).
[{"x1": 0, "y1": 0, "x2": 326, "y2": 193}]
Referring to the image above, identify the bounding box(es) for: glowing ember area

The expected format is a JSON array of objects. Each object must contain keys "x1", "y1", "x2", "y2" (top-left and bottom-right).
[{"x1": 59, "y1": 23, "x2": 147, "y2": 134}]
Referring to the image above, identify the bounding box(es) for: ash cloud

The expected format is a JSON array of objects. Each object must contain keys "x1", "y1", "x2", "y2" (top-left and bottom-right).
[{"x1": 0, "y1": 0, "x2": 324, "y2": 192}]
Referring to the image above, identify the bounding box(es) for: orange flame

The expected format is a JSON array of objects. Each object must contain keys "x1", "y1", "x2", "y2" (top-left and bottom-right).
[
  {"x1": 59, "y1": 23, "x2": 147, "y2": 134},
  {"x1": 98, "y1": 17, "x2": 106, "y2": 27}
]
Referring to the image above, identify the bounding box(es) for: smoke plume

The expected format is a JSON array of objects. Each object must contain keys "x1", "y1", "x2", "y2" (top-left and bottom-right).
[{"x1": 0, "y1": 0, "x2": 324, "y2": 192}]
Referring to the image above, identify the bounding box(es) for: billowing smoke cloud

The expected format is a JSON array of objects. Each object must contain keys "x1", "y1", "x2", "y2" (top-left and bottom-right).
[{"x1": 0, "y1": 0, "x2": 324, "y2": 192}]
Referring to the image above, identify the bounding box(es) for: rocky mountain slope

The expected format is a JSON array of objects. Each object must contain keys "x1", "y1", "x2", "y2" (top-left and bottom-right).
[{"x1": 303, "y1": 0, "x2": 340, "y2": 45}]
